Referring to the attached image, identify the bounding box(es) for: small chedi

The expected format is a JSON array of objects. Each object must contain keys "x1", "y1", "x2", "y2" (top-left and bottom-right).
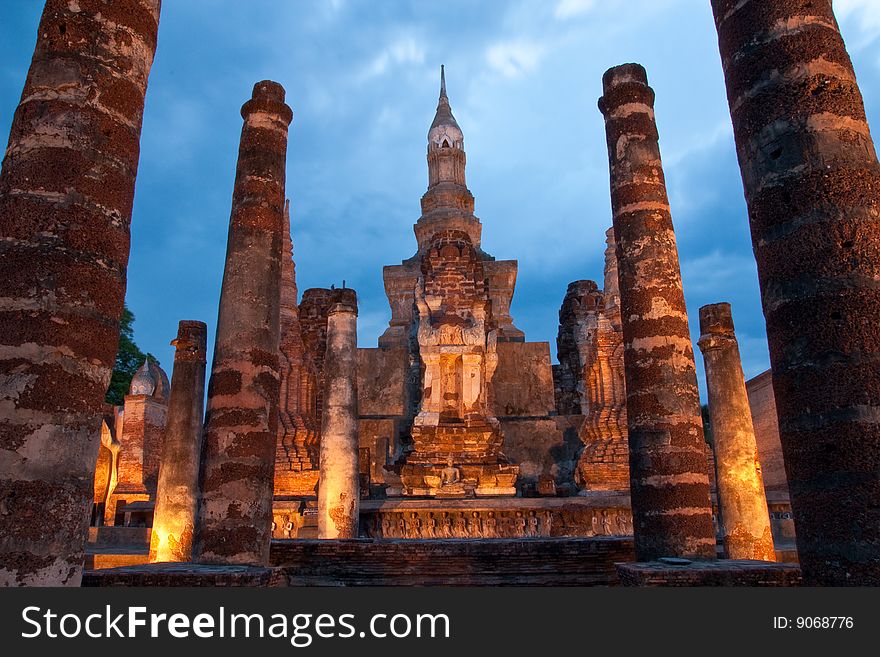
[
  {"x1": 553, "y1": 228, "x2": 629, "y2": 492},
  {"x1": 95, "y1": 359, "x2": 170, "y2": 528}
]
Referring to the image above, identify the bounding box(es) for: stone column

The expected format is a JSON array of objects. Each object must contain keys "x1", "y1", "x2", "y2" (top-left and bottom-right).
[
  {"x1": 0, "y1": 0, "x2": 160, "y2": 586},
  {"x1": 711, "y1": 0, "x2": 880, "y2": 584},
  {"x1": 149, "y1": 321, "x2": 207, "y2": 563},
  {"x1": 599, "y1": 64, "x2": 716, "y2": 561},
  {"x1": 698, "y1": 304, "x2": 775, "y2": 562},
  {"x1": 317, "y1": 289, "x2": 360, "y2": 539},
  {"x1": 194, "y1": 81, "x2": 292, "y2": 565}
]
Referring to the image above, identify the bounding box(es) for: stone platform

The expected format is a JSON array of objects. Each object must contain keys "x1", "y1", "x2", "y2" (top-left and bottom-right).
[
  {"x1": 616, "y1": 560, "x2": 802, "y2": 587},
  {"x1": 82, "y1": 563, "x2": 287, "y2": 587},
  {"x1": 271, "y1": 537, "x2": 635, "y2": 586},
  {"x1": 82, "y1": 543, "x2": 806, "y2": 587},
  {"x1": 83, "y1": 538, "x2": 635, "y2": 586}
]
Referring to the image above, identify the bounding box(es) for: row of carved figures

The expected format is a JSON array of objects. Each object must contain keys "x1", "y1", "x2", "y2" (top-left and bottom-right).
[
  {"x1": 271, "y1": 508, "x2": 636, "y2": 539},
  {"x1": 363, "y1": 508, "x2": 633, "y2": 539}
]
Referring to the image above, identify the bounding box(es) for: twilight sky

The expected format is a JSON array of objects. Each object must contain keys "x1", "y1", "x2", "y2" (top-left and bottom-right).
[{"x1": 2, "y1": 0, "x2": 880, "y2": 399}]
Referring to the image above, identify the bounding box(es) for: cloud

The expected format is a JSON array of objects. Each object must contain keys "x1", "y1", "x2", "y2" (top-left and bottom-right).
[
  {"x1": 486, "y1": 40, "x2": 544, "y2": 78},
  {"x1": 5, "y1": 0, "x2": 872, "y2": 384},
  {"x1": 144, "y1": 96, "x2": 207, "y2": 168},
  {"x1": 664, "y1": 121, "x2": 732, "y2": 169},
  {"x1": 554, "y1": 0, "x2": 596, "y2": 20},
  {"x1": 364, "y1": 35, "x2": 426, "y2": 78},
  {"x1": 836, "y1": 0, "x2": 880, "y2": 46},
  {"x1": 681, "y1": 250, "x2": 757, "y2": 297}
]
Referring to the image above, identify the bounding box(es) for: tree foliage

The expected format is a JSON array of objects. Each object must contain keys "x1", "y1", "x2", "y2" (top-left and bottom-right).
[
  {"x1": 104, "y1": 304, "x2": 158, "y2": 406},
  {"x1": 701, "y1": 403, "x2": 713, "y2": 446}
]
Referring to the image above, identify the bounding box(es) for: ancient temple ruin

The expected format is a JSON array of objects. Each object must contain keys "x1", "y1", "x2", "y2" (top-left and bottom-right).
[
  {"x1": 263, "y1": 67, "x2": 640, "y2": 541},
  {"x1": 4, "y1": 0, "x2": 880, "y2": 588},
  {"x1": 79, "y1": 65, "x2": 796, "y2": 566}
]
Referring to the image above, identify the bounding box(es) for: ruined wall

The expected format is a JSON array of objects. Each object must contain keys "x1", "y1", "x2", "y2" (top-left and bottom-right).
[
  {"x1": 553, "y1": 271, "x2": 628, "y2": 491},
  {"x1": 491, "y1": 342, "x2": 556, "y2": 417},
  {"x1": 746, "y1": 370, "x2": 789, "y2": 496},
  {"x1": 358, "y1": 347, "x2": 410, "y2": 418},
  {"x1": 554, "y1": 280, "x2": 602, "y2": 415},
  {"x1": 501, "y1": 416, "x2": 582, "y2": 494},
  {"x1": 271, "y1": 538, "x2": 635, "y2": 586},
  {"x1": 356, "y1": 346, "x2": 411, "y2": 492}
]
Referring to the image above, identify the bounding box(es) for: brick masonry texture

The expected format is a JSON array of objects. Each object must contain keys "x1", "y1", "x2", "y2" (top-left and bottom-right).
[
  {"x1": 275, "y1": 202, "x2": 321, "y2": 495},
  {"x1": 711, "y1": 0, "x2": 880, "y2": 585},
  {"x1": 195, "y1": 81, "x2": 292, "y2": 566},
  {"x1": 317, "y1": 290, "x2": 360, "y2": 539},
  {"x1": 149, "y1": 320, "x2": 207, "y2": 563},
  {"x1": 0, "y1": 0, "x2": 161, "y2": 586},
  {"x1": 617, "y1": 560, "x2": 802, "y2": 587},
  {"x1": 599, "y1": 63, "x2": 716, "y2": 561},
  {"x1": 82, "y1": 563, "x2": 286, "y2": 587},
  {"x1": 270, "y1": 537, "x2": 635, "y2": 586},
  {"x1": 699, "y1": 303, "x2": 775, "y2": 561}
]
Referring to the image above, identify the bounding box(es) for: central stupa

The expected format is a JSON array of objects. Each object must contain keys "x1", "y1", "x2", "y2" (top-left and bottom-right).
[{"x1": 380, "y1": 67, "x2": 523, "y2": 496}]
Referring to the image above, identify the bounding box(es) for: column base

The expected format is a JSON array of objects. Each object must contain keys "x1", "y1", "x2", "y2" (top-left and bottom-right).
[{"x1": 616, "y1": 559, "x2": 802, "y2": 586}]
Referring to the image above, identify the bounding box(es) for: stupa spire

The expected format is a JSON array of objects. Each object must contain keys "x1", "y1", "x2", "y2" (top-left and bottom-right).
[{"x1": 429, "y1": 65, "x2": 461, "y2": 140}]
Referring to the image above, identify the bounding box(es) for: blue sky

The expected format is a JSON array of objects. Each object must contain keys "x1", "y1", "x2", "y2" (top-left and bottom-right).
[{"x1": 2, "y1": 0, "x2": 880, "y2": 399}]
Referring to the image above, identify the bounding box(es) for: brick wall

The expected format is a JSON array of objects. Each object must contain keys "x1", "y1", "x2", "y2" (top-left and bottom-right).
[
  {"x1": 746, "y1": 370, "x2": 789, "y2": 495},
  {"x1": 270, "y1": 537, "x2": 635, "y2": 586}
]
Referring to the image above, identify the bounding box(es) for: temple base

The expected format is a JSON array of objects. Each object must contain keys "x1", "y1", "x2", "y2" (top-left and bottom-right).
[{"x1": 390, "y1": 422, "x2": 519, "y2": 497}]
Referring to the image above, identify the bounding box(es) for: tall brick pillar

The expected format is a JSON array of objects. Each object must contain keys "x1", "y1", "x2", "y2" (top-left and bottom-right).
[
  {"x1": 599, "y1": 64, "x2": 716, "y2": 561},
  {"x1": 712, "y1": 0, "x2": 880, "y2": 584},
  {"x1": 698, "y1": 303, "x2": 775, "y2": 562},
  {"x1": 194, "y1": 81, "x2": 292, "y2": 565},
  {"x1": 149, "y1": 321, "x2": 207, "y2": 563},
  {"x1": 0, "y1": 0, "x2": 161, "y2": 586},
  {"x1": 317, "y1": 289, "x2": 359, "y2": 539}
]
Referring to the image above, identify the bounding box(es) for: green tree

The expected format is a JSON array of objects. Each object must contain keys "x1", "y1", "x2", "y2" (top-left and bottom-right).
[{"x1": 104, "y1": 304, "x2": 158, "y2": 406}]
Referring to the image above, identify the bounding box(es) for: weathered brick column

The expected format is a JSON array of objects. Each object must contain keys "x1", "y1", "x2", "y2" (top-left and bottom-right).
[
  {"x1": 149, "y1": 321, "x2": 207, "y2": 563},
  {"x1": 599, "y1": 64, "x2": 716, "y2": 561},
  {"x1": 0, "y1": 0, "x2": 160, "y2": 586},
  {"x1": 317, "y1": 289, "x2": 359, "y2": 539},
  {"x1": 712, "y1": 0, "x2": 880, "y2": 584},
  {"x1": 698, "y1": 303, "x2": 775, "y2": 562},
  {"x1": 194, "y1": 81, "x2": 292, "y2": 565}
]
